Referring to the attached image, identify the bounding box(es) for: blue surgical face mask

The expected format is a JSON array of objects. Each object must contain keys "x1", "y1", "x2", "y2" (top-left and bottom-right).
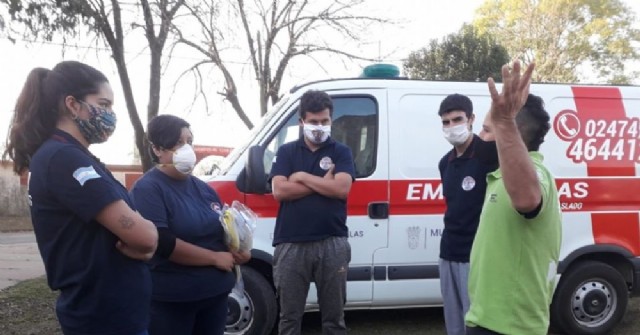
[{"x1": 74, "y1": 102, "x2": 117, "y2": 144}]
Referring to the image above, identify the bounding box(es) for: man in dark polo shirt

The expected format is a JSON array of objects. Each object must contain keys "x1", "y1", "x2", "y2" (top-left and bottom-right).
[
  {"x1": 270, "y1": 90, "x2": 355, "y2": 335},
  {"x1": 437, "y1": 94, "x2": 498, "y2": 335}
]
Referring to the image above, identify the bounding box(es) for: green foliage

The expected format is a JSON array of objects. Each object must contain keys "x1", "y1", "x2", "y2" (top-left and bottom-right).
[
  {"x1": 403, "y1": 24, "x2": 510, "y2": 82},
  {"x1": 473, "y1": 0, "x2": 640, "y2": 84},
  {"x1": 1, "y1": 0, "x2": 93, "y2": 41}
]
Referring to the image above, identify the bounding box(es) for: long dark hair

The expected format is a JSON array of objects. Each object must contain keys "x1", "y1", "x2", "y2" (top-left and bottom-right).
[{"x1": 3, "y1": 61, "x2": 109, "y2": 174}]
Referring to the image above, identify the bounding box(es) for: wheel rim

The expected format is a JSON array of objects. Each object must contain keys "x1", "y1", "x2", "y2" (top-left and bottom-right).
[
  {"x1": 571, "y1": 279, "x2": 617, "y2": 328},
  {"x1": 225, "y1": 290, "x2": 254, "y2": 334}
]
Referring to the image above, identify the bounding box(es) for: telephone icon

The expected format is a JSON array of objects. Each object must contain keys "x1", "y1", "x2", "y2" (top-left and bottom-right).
[{"x1": 560, "y1": 115, "x2": 577, "y2": 136}]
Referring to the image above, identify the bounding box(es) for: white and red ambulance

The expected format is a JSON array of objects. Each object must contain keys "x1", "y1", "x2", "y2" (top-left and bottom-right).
[{"x1": 209, "y1": 66, "x2": 640, "y2": 335}]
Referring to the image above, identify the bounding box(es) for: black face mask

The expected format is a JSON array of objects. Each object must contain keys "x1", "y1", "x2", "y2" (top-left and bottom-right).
[{"x1": 475, "y1": 138, "x2": 499, "y2": 168}]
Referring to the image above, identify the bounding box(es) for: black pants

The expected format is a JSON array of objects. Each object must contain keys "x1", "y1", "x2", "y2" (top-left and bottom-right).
[
  {"x1": 149, "y1": 292, "x2": 229, "y2": 335},
  {"x1": 466, "y1": 326, "x2": 503, "y2": 335}
]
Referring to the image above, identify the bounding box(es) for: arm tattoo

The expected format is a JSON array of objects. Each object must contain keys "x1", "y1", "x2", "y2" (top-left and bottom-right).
[{"x1": 119, "y1": 215, "x2": 135, "y2": 229}]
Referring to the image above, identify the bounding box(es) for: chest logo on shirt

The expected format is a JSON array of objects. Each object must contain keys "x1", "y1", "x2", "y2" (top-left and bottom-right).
[
  {"x1": 210, "y1": 202, "x2": 222, "y2": 213},
  {"x1": 72, "y1": 166, "x2": 101, "y2": 186},
  {"x1": 319, "y1": 156, "x2": 333, "y2": 170},
  {"x1": 461, "y1": 176, "x2": 476, "y2": 191}
]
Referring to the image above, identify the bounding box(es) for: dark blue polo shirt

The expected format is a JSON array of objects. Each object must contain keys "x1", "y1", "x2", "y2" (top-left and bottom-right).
[
  {"x1": 438, "y1": 134, "x2": 498, "y2": 263},
  {"x1": 28, "y1": 129, "x2": 151, "y2": 335},
  {"x1": 269, "y1": 137, "x2": 355, "y2": 246},
  {"x1": 130, "y1": 168, "x2": 235, "y2": 301}
]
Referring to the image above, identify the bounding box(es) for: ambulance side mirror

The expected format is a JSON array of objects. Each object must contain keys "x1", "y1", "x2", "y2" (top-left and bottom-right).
[{"x1": 236, "y1": 145, "x2": 269, "y2": 194}]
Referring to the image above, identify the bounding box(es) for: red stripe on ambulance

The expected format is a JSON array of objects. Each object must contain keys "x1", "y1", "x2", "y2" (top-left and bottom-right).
[{"x1": 572, "y1": 87, "x2": 640, "y2": 255}]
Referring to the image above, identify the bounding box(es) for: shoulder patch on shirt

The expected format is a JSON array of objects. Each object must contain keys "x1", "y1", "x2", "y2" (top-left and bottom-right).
[{"x1": 72, "y1": 166, "x2": 101, "y2": 186}]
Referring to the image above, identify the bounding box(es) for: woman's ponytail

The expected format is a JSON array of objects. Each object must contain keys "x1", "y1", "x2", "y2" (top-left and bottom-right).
[{"x1": 3, "y1": 68, "x2": 56, "y2": 174}]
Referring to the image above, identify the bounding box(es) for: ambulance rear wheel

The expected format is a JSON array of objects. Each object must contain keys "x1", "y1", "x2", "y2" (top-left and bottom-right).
[
  {"x1": 551, "y1": 261, "x2": 628, "y2": 335},
  {"x1": 226, "y1": 266, "x2": 277, "y2": 335}
]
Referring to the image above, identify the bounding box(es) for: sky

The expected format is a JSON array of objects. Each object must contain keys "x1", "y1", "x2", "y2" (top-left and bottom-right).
[{"x1": 1, "y1": 0, "x2": 639, "y2": 165}]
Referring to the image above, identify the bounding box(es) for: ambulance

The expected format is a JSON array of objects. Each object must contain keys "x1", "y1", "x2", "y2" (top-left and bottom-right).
[{"x1": 209, "y1": 64, "x2": 640, "y2": 335}]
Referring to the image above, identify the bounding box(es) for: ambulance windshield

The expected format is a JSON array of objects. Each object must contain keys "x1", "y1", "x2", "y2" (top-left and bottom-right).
[{"x1": 217, "y1": 96, "x2": 291, "y2": 176}]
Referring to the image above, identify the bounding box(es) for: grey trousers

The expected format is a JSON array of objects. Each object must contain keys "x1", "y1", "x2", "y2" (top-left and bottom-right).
[
  {"x1": 273, "y1": 236, "x2": 351, "y2": 335},
  {"x1": 439, "y1": 259, "x2": 471, "y2": 335}
]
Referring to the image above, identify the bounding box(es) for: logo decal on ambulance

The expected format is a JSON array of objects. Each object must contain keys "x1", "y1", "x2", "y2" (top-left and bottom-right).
[
  {"x1": 554, "y1": 110, "x2": 581, "y2": 141},
  {"x1": 407, "y1": 226, "x2": 421, "y2": 249}
]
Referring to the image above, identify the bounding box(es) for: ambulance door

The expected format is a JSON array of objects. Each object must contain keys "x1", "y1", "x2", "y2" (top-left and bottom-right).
[
  {"x1": 373, "y1": 91, "x2": 457, "y2": 305},
  {"x1": 260, "y1": 91, "x2": 390, "y2": 306}
]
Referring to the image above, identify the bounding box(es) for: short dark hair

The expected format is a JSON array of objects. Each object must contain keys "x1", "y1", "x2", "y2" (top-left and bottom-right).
[
  {"x1": 438, "y1": 93, "x2": 473, "y2": 118},
  {"x1": 4, "y1": 61, "x2": 109, "y2": 174},
  {"x1": 147, "y1": 114, "x2": 191, "y2": 163},
  {"x1": 299, "y1": 90, "x2": 333, "y2": 120},
  {"x1": 516, "y1": 94, "x2": 550, "y2": 152}
]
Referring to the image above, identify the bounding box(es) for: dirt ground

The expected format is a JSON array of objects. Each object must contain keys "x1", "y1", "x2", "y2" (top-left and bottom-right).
[{"x1": 0, "y1": 216, "x2": 32, "y2": 232}]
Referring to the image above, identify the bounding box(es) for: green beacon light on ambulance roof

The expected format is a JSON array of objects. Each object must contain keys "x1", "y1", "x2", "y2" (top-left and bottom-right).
[{"x1": 360, "y1": 63, "x2": 400, "y2": 78}]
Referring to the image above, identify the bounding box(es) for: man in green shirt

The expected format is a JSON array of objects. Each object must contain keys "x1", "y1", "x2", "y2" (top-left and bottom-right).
[{"x1": 465, "y1": 61, "x2": 562, "y2": 335}]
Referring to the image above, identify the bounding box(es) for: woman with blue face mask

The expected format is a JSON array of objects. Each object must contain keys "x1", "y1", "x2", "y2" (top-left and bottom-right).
[
  {"x1": 130, "y1": 114, "x2": 251, "y2": 335},
  {"x1": 3, "y1": 61, "x2": 158, "y2": 335}
]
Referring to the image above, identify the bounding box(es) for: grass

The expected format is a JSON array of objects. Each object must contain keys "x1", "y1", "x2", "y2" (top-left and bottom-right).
[
  {"x1": 0, "y1": 277, "x2": 61, "y2": 335},
  {"x1": 1, "y1": 217, "x2": 638, "y2": 334},
  {"x1": 1, "y1": 276, "x2": 639, "y2": 334}
]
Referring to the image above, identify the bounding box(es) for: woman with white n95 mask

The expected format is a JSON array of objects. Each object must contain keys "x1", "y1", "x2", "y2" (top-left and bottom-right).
[{"x1": 130, "y1": 114, "x2": 251, "y2": 335}]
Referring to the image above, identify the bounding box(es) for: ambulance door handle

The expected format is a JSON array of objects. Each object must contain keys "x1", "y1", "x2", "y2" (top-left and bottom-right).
[{"x1": 368, "y1": 202, "x2": 389, "y2": 219}]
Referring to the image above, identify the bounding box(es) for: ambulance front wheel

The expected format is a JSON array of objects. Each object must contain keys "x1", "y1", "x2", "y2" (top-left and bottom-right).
[
  {"x1": 550, "y1": 260, "x2": 628, "y2": 335},
  {"x1": 226, "y1": 266, "x2": 278, "y2": 335}
]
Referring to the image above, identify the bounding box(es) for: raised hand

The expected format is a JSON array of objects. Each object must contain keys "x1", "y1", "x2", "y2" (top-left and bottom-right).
[{"x1": 488, "y1": 60, "x2": 535, "y2": 124}]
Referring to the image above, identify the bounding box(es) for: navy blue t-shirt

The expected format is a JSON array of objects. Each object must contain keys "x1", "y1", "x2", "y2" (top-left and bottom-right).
[
  {"x1": 130, "y1": 168, "x2": 235, "y2": 302},
  {"x1": 269, "y1": 138, "x2": 355, "y2": 246},
  {"x1": 28, "y1": 129, "x2": 151, "y2": 335},
  {"x1": 438, "y1": 134, "x2": 498, "y2": 262}
]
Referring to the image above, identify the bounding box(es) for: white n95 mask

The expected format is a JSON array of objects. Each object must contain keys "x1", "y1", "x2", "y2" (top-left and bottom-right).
[{"x1": 172, "y1": 144, "x2": 197, "y2": 174}]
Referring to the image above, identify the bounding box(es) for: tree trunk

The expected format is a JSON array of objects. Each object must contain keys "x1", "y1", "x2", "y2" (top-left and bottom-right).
[
  {"x1": 111, "y1": 49, "x2": 148, "y2": 173},
  {"x1": 145, "y1": 48, "x2": 163, "y2": 172}
]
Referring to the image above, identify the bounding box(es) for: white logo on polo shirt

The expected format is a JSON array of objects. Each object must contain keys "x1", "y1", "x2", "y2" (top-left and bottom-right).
[
  {"x1": 319, "y1": 156, "x2": 333, "y2": 170},
  {"x1": 461, "y1": 176, "x2": 476, "y2": 191},
  {"x1": 72, "y1": 166, "x2": 101, "y2": 186}
]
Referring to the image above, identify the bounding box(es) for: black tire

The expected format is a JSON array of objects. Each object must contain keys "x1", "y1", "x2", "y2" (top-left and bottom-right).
[
  {"x1": 550, "y1": 261, "x2": 628, "y2": 335},
  {"x1": 226, "y1": 266, "x2": 278, "y2": 335}
]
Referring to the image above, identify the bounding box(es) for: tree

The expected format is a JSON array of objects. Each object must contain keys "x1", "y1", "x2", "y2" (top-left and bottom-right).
[
  {"x1": 473, "y1": 0, "x2": 640, "y2": 84},
  {"x1": 1, "y1": 0, "x2": 185, "y2": 171},
  {"x1": 175, "y1": 0, "x2": 386, "y2": 129},
  {"x1": 403, "y1": 24, "x2": 509, "y2": 82}
]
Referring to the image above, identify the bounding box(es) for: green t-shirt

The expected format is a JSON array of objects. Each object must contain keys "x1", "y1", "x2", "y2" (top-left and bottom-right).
[{"x1": 465, "y1": 152, "x2": 562, "y2": 335}]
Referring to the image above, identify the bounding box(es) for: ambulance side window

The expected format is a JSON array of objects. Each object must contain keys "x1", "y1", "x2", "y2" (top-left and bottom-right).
[
  {"x1": 263, "y1": 96, "x2": 378, "y2": 178},
  {"x1": 332, "y1": 96, "x2": 378, "y2": 178}
]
